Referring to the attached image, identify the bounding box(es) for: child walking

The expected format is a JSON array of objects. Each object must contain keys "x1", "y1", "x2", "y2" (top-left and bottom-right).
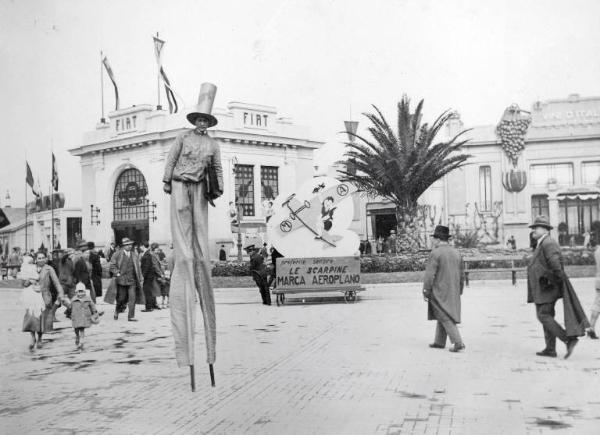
[{"x1": 71, "y1": 282, "x2": 99, "y2": 350}]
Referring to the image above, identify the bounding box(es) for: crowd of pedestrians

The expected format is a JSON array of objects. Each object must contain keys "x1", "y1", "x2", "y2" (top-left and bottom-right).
[{"x1": 9, "y1": 239, "x2": 172, "y2": 351}]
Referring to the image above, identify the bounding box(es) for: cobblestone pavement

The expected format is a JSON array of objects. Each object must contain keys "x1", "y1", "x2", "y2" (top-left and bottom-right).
[{"x1": 1, "y1": 278, "x2": 599, "y2": 434}]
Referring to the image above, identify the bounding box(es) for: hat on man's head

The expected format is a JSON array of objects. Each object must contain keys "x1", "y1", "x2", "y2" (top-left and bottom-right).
[
  {"x1": 244, "y1": 244, "x2": 256, "y2": 251},
  {"x1": 186, "y1": 83, "x2": 218, "y2": 127},
  {"x1": 121, "y1": 237, "x2": 134, "y2": 246},
  {"x1": 77, "y1": 240, "x2": 88, "y2": 249},
  {"x1": 75, "y1": 282, "x2": 86, "y2": 292},
  {"x1": 529, "y1": 215, "x2": 553, "y2": 230},
  {"x1": 150, "y1": 242, "x2": 159, "y2": 250},
  {"x1": 431, "y1": 225, "x2": 451, "y2": 241}
]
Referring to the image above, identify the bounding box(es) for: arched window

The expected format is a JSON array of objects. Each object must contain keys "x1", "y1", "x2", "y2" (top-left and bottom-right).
[{"x1": 113, "y1": 168, "x2": 149, "y2": 221}]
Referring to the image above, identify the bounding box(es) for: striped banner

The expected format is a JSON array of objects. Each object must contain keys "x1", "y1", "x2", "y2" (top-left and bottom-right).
[
  {"x1": 153, "y1": 36, "x2": 179, "y2": 114},
  {"x1": 102, "y1": 55, "x2": 120, "y2": 110}
]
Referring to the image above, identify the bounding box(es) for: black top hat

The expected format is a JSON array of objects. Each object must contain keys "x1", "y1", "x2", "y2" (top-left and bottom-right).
[
  {"x1": 431, "y1": 225, "x2": 451, "y2": 240},
  {"x1": 529, "y1": 215, "x2": 553, "y2": 230}
]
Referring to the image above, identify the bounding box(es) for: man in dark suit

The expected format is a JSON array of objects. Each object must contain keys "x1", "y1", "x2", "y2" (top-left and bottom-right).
[
  {"x1": 245, "y1": 244, "x2": 271, "y2": 305},
  {"x1": 87, "y1": 242, "x2": 103, "y2": 298},
  {"x1": 527, "y1": 215, "x2": 578, "y2": 359},
  {"x1": 109, "y1": 238, "x2": 143, "y2": 321},
  {"x1": 423, "y1": 225, "x2": 465, "y2": 352},
  {"x1": 140, "y1": 242, "x2": 163, "y2": 312}
]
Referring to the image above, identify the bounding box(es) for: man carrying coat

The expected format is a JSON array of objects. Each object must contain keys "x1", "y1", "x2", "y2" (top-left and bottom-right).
[
  {"x1": 423, "y1": 225, "x2": 465, "y2": 352},
  {"x1": 527, "y1": 215, "x2": 583, "y2": 359},
  {"x1": 109, "y1": 238, "x2": 144, "y2": 321}
]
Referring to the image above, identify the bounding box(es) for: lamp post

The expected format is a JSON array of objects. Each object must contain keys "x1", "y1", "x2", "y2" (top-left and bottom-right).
[
  {"x1": 236, "y1": 203, "x2": 243, "y2": 261},
  {"x1": 232, "y1": 156, "x2": 244, "y2": 261}
]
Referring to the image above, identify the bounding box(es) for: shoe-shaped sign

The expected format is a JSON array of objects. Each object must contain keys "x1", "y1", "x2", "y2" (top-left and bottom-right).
[{"x1": 267, "y1": 176, "x2": 360, "y2": 257}]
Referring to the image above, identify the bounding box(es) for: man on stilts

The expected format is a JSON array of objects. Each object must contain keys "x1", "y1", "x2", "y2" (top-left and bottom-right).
[{"x1": 163, "y1": 83, "x2": 223, "y2": 390}]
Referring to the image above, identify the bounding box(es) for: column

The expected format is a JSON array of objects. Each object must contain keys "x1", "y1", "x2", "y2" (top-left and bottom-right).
[{"x1": 548, "y1": 195, "x2": 560, "y2": 227}]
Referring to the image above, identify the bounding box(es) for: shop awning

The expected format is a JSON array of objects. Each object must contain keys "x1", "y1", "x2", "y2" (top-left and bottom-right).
[
  {"x1": 366, "y1": 202, "x2": 396, "y2": 216},
  {"x1": 557, "y1": 187, "x2": 600, "y2": 201}
]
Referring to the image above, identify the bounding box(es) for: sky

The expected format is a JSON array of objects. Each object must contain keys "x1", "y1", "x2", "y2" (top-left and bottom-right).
[{"x1": 1, "y1": 0, "x2": 599, "y2": 209}]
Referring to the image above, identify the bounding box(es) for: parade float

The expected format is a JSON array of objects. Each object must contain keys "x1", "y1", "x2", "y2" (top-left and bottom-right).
[{"x1": 266, "y1": 175, "x2": 365, "y2": 305}]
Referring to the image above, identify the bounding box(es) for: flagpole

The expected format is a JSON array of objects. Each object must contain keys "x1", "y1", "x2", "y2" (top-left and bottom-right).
[
  {"x1": 100, "y1": 50, "x2": 105, "y2": 123},
  {"x1": 156, "y1": 32, "x2": 162, "y2": 110},
  {"x1": 25, "y1": 162, "x2": 28, "y2": 253},
  {"x1": 50, "y1": 151, "x2": 54, "y2": 250}
]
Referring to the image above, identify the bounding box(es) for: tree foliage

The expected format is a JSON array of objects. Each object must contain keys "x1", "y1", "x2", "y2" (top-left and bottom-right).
[{"x1": 338, "y1": 95, "x2": 472, "y2": 250}]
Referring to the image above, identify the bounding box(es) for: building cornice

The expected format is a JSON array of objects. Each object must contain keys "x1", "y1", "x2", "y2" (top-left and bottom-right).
[{"x1": 70, "y1": 127, "x2": 323, "y2": 157}]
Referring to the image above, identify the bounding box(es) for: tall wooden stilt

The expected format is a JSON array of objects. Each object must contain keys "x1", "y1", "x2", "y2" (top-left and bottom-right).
[
  {"x1": 209, "y1": 363, "x2": 215, "y2": 387},
  {"x1": 190, "y1": 365, "x2": 196, "y2": 392}
]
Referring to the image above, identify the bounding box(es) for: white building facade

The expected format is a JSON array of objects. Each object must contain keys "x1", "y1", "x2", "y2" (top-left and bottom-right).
[
  {"x1": 69, "y1": 102, "x2": 323, "y2": 258},
  {"x1": 355, "y1": 94, "x2": 600, "y2": 249}
]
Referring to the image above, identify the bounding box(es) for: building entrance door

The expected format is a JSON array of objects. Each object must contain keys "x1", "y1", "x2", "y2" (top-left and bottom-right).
[
  {"x1": 112, "y1": 220, "x2": 149, "y2": 246},
  {"x1": 112, "y1": 168, "x2": 150, "y2": 246},
  {"x1": 375, "y1": 213, "x2": 397, "y2": 238}
]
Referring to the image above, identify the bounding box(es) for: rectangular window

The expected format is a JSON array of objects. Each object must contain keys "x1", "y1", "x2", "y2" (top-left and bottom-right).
[
  {"x1": 530, "y1": 163, "x2": 574, "y2": 186},
  {"x1": 234, "y1": 164, "x2": 254, "y2": 216},
  {"x1": 479, "y1": 166, "x2": 492, "y2": 212},
  {"x1": 531, "y1": 195, "x2": 549, "y2": 218},
  {"x1": 582, "y1": 161, "x2": 600, "y2": 185},
  {"x1": 260, "y1": 166, "x2": 279, "y2": 202}
]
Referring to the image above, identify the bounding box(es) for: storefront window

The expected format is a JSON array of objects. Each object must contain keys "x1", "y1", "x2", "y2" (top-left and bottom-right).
[
  {"x1": 558, "y1": 197, "x2": 600, "y2": 245},
  {"x1": 234, "y1": 164, "x2": 254, "y2": 216},
  {"x1": 530, "y1": 163, "x2": 574, "y2": 186},
  {"x1": 479, "y1": 166, "x2": 492, "y2": 211},
  {"x1": 260, "y1": 166, "x2": 278, "y2": 202},
  {"x1": 582, "y1": 161, "x2": 600, "y2": 185},
  {"x1": 531, "y1": 195, "x2": 549, "y2": 218}
]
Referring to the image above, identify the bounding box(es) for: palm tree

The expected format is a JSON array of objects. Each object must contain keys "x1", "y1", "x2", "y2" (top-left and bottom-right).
[{"x1": 338, "y1": 95, "x2": 472, "y2": 252}]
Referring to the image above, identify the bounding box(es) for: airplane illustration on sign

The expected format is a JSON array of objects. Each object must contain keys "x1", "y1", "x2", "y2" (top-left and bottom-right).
[{"x1": 277, "y1": 182, "x2": 357, "y2": 247}]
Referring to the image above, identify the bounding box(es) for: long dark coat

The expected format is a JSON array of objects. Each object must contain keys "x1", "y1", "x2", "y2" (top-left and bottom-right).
[
  {"x1": 89, "y1": 250, "x2": 103, "y2": 297},
  {"x1": 58, "y1": 254, "x2": 75, "y2": 298},
  {"x1": 423, "y1": 244, "x2": 464, "y2": 323},
  {"x1": 104, "y1": 249, "x2": 144, "y2": 305},
  {"x1": 562, "y1": 276, "x2": 590, "y2": 337},
  {"x1": 141, "y1": 250, "x2": 162, "y2": 298},
  {"x1": 527, "y1": 235, "x2": 563, "y2": 304}
]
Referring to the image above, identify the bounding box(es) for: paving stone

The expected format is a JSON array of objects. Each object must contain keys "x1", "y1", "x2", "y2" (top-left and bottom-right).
[{"x1": 0, "y1": 278, "x2": 599, "y2": 434}]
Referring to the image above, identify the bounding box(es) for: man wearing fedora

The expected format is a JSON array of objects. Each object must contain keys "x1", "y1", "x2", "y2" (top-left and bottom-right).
[
  {"x1": 163, "y1": 83, "x2": 223, "y2": 367},
  {"x1": 423, "y1": 225, "x2": 465, "y2": 352},
  {"x1": 245, "y1": 243, "x2": 272, "y2": 305},
  {"x1": 72, "y1": 240, "x2": 96, "y2": 303},
  {"x1": 527, "y1": 215, "x2": 584, "y2": 358},
  {"x1": 109, "y1": 237, "x2": 144, "y2": 321}
]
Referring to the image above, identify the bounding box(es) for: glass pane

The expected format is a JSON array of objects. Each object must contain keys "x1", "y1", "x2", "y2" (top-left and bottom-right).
[
  {"x1": 113, "y1": 168, "x2": 149, "y2": 221},
  {"x1": 582, "y1": 161, "x2": 600, "y2": 185},
  {"x1": 260, "y1": 166, "x2": 278, "y2": 202},
  {"x1": 235, "y1": 164, "x2": 254, "y2": 216}
]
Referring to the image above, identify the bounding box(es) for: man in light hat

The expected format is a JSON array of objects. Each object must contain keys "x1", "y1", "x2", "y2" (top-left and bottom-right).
[
  {"x1": 423, "y1": 225, "x2": 465, "y2": 352},
  {"x1": 527, "y1": 215, "x2": 583, "y2": 359},
  {"x1": 163, "y1": 83, "x2": 224, "y2": 369},
  {"x1": 109, "y1": 237, "x2": 144, "y2": 321}
]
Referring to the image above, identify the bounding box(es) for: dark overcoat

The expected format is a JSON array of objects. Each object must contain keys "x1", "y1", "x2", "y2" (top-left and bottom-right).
[
  {"x1": 89, "y1": 250, "x2": 103, "y2": 297},
  {"x1": 527, "y1": 235, "x2": 563, "y2": 304},
  {"x1": 104, "y1": 249, "x2": 145, "y2": 305},
  {"x1": 141, "y1": 251, "x2": 162, "y2": 298},
  {"x1": 423, "y1": 244, "x2": 464, "y2": 323}
]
